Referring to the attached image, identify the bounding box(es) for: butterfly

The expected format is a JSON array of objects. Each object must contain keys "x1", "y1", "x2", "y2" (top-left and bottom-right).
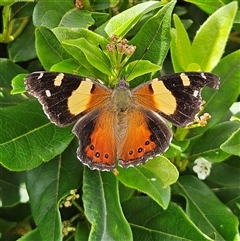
[{"x1": 25, "y1": 72, "x2": 220, "y2": 171}]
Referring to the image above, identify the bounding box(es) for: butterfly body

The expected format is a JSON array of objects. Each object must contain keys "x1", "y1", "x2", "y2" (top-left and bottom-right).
[{"x1": 25, "y1": 71, "x2": 220, "y2": 171}]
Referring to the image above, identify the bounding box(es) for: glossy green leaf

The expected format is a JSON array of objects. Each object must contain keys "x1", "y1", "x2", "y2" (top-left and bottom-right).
[
  {"x1": 171, "y1": 14, "x2": 193, "y2": 72},
  {"x1": 0, "y1": 166, "x2": 28, "y2": 207},
  {"x1": 35, "y1": 27, "x2": 70, "y2": 70},
  {"x1": 0, "y1": 60, "x2": 27, "y2": 107},
  {"x1": 26, "y1": 142, "x2": 82, "y2": 241},
  {"x1": 82, "y1": 168, "x2": 132, "y2": 241},
  {"x1": 62, "y1": 39, "x2": 108, "y2": 82},
  {"x1": 192, "y1": 1, "x2": 238, "y2": 71},
  {"x1": 207, "y1": 159, "x2": 240, "y2": 219},
  {"x1": 60, "y1": 9, "x2": 94, "y2": 28},
  {"x1": 221, "y1": 128, "x2": 240, "y2": 156},
  {"x1": 122, "y1": 197, "x2": 212, "y2": 241},
  {"x1": 117, "y1": 156, "x2": 178, "y2": 209},
  {"x1": 103, "y1": 1, "x2": 164, "y2": 37},
  {"x1": 8, "y1": 20, "x2": 36, "y2": 62},
  {"x1": 18, "y1": 228, "x2": 42, "y2": 241},
  {"x1": 185, "y1": 0, "x2": 225, "y2": 14},
  {"x1": 0, "y1": 58, "x2": 27, "y2": 88},
  {"x1": 74, "y1": 222, "x2": 90, "y2": 240},
  {"x1": 11, "y1": 2, "x2": 35, "y2": 18},
  {"x1": 190, "y1": 121, "x2": 240, "y2": 162},
  {"x1": 50, "y1": 58, "x2": 99, "y2": 79},
  {"x1": 208, "y1": 160, "x2": 240, "y2": 187},
  {"x1": 52, "y1": 27, "x2": 109, "y2": 47},
  {"x1": 129, "y1": 0, "x2": 176, "y2": 85},
  {"x1": 0, "y1": 101, "x2": 73, "y2": 171},
  {"x1": 164, "y1": 139, "x2": 190, "y2": 158},
  {"x1": 121, "y1": 60, "x2": 160, "y2": 82},
  {"x1": 11, "y1": 74, "x2": 26, "y2": 94},
  {"x1": 172, "y1": 176, "x2": 239, "y2": 241},
  {"x1": 63, "y1": 38, "x2": 112, "y2": 77},
  {"x1": 33, "y1": 1, "x2": 74, "y2": 28},
  {"x1": 0, "y1": 0, "x2": 16, "y2": 6}
]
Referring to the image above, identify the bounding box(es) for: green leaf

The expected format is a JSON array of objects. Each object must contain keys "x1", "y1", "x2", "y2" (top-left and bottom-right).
[
  {"x1": 8, "y1": 20, "x2": 36, "y2": 62},
  {"x1": 18, "y1": 228, "x2": 42, "y2": 241},
  {"x1": 82, "y1": 168, "x2": 132, "y2": 240},
  {"x1": 26, "y1": 142, "x2": 82, "y2": 240},
  {"x1": 171, "y1": 14, "x2": 193, "y2": 72},
  {"x1": 35, "y1": 27, "x2": 71, "y2": 70},
  {"x1": 207, "y1": 159, "x2": 240, "y2": 219},
  {"x1": 189, "y1": 121, "x2": 240, "y2": 162},
  {"x1": 0, "y1": 0, "x2": 15, "y2": 6},
  {"x1": 0, "y1": 101, "x2": 73, "y2": 171},
  {"x1": 189, "y1": 50, "x2": 240, "y2": 136},
  {"x1": 0, "y1": 59, "x2": 28, "y2": 107},
  {"x1": 129, "y1": 0, "x2": 176, "y2": 85},
  {"x1": 33, "y1": 1, "x2": 74, "y2": 28},
  {"x1": 74, "y1": 222, "x2": 90, "y2": 240},
  {"x1": 52, "y1": 27, "x2": 109, "y2": 47},
  {"x1": 50, "y1": 58, "x2": 93, "y2": 77},
  {"x1": 63, "y1": 38, "x2": 112, "y2": 77},
  {"x1": 0, "y1": 166, "x2": 28, "y2": 206},
  {"x1": 185, "y1": 0, "x2": 226, "y2": 14},
  {"x1": 192, "y1": 1, "x2": 238, "y2": 71},
  {"x1": 208, "y1": 160, "x2": 240, "y2": 187},
  {"x1": 172, "y1": 176, "x2": 239, "y2": 241},
  {"x1": 164, "y1": 139, "x2": 190, "y2": 158},
  {"x1": 122, "y1": 197, "x2": 212, "y2": 241},
  {"x1": 117, "y1": 156, "x2": 179, "y2": 209},
  {"x1": 11, "y1": 74, "x2": 27, "y2": 94},
  {"x1": 0, "y1": 58, "x2": 27, "y2": 88},
  {"x1": 220, "y1": 128, "x2": 240, "y2": 156},
  {"x1": 11, "y1": 2, "x2": 35, "y2": 18},
  {"x1": 121, "y1": 60, "x2": 160, "y2": 82},
  {"x1": 102, "y1": 1, "x2": 164, "y2": 38},
  {"x1": 59, "y1": 9, "x2": 94, "y2": 28}
]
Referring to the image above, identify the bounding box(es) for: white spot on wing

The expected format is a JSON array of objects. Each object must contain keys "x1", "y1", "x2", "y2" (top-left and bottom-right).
[
  {"x1": 37, "y1": 72, "x2": 44, "y2": 79},
  {"x1": 45, "y1": 89, "x2": 51, "y2": 97},
  {"x1": 193, "y1": 90, "x2": 199, "y2": 97},
  {"x1": 201, "y1": 72, "x2": 207, "y2": 79}
]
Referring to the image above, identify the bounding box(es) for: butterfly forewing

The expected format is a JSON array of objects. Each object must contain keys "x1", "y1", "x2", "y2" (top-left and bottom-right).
[
  {"x1": 25, "y1": 72, "x2": 112, "y2": 126},
  {"x1": 133, "y1": 72, "x2": 220, "y2": 127}
]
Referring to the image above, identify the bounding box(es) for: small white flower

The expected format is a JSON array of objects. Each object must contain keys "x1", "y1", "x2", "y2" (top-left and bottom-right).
[{"x1": 193, "y1": 158, "x2": 212, "y2": 180}]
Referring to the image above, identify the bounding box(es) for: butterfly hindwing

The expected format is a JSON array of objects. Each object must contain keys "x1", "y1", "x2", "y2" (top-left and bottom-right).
[
  {"x1": 73, "y1": 108, "x2": 117, "y2": 171},
  {"x1": 132, "y1": 72, "x2": 220, "y2": 127},
  {"x1": 118, "y1": 108, "x2": 172, "y2": 168},
  {"x1": 25, "y1": 71, "x2": 112, "y2": 126}
]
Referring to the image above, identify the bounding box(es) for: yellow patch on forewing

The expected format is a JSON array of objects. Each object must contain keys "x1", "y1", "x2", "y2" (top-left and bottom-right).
[
  {"x1": 54, "y1": 73, "x2": 64, "y2": 86},
  {"x1": 68, "y1": 80, "x2": 93, "y2": 115},
  {"x1": 151, "y1": 79, "x2": 177, "y2": 115},
  {"x1": 180, "y1": 73, "x2": 190, "y2": 86}
]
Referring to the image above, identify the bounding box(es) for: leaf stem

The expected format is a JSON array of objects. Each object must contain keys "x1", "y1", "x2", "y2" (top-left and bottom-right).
[
  {"x1": 72, "y1": 200, "x2": 84, "y2": 213},
  {"x1": 12, "y1": 16, "x2": 31, "y2": 40}
]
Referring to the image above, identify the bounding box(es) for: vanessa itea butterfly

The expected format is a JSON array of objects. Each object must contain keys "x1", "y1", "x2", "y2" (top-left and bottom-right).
[{"x1": 25, "y1": 71, "x2": 220, "y2": 171}]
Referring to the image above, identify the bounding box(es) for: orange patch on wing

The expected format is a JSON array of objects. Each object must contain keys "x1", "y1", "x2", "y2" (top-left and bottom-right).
[
  {"x1": 84, "y1": 110, "x2": 116, "y2": 166},
  {"x1": 119, "y1": 111, "x2": 156, "y2": 162},
  {"x1": 133, "y1": 79, "x2": 177, "y2": 115}
]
